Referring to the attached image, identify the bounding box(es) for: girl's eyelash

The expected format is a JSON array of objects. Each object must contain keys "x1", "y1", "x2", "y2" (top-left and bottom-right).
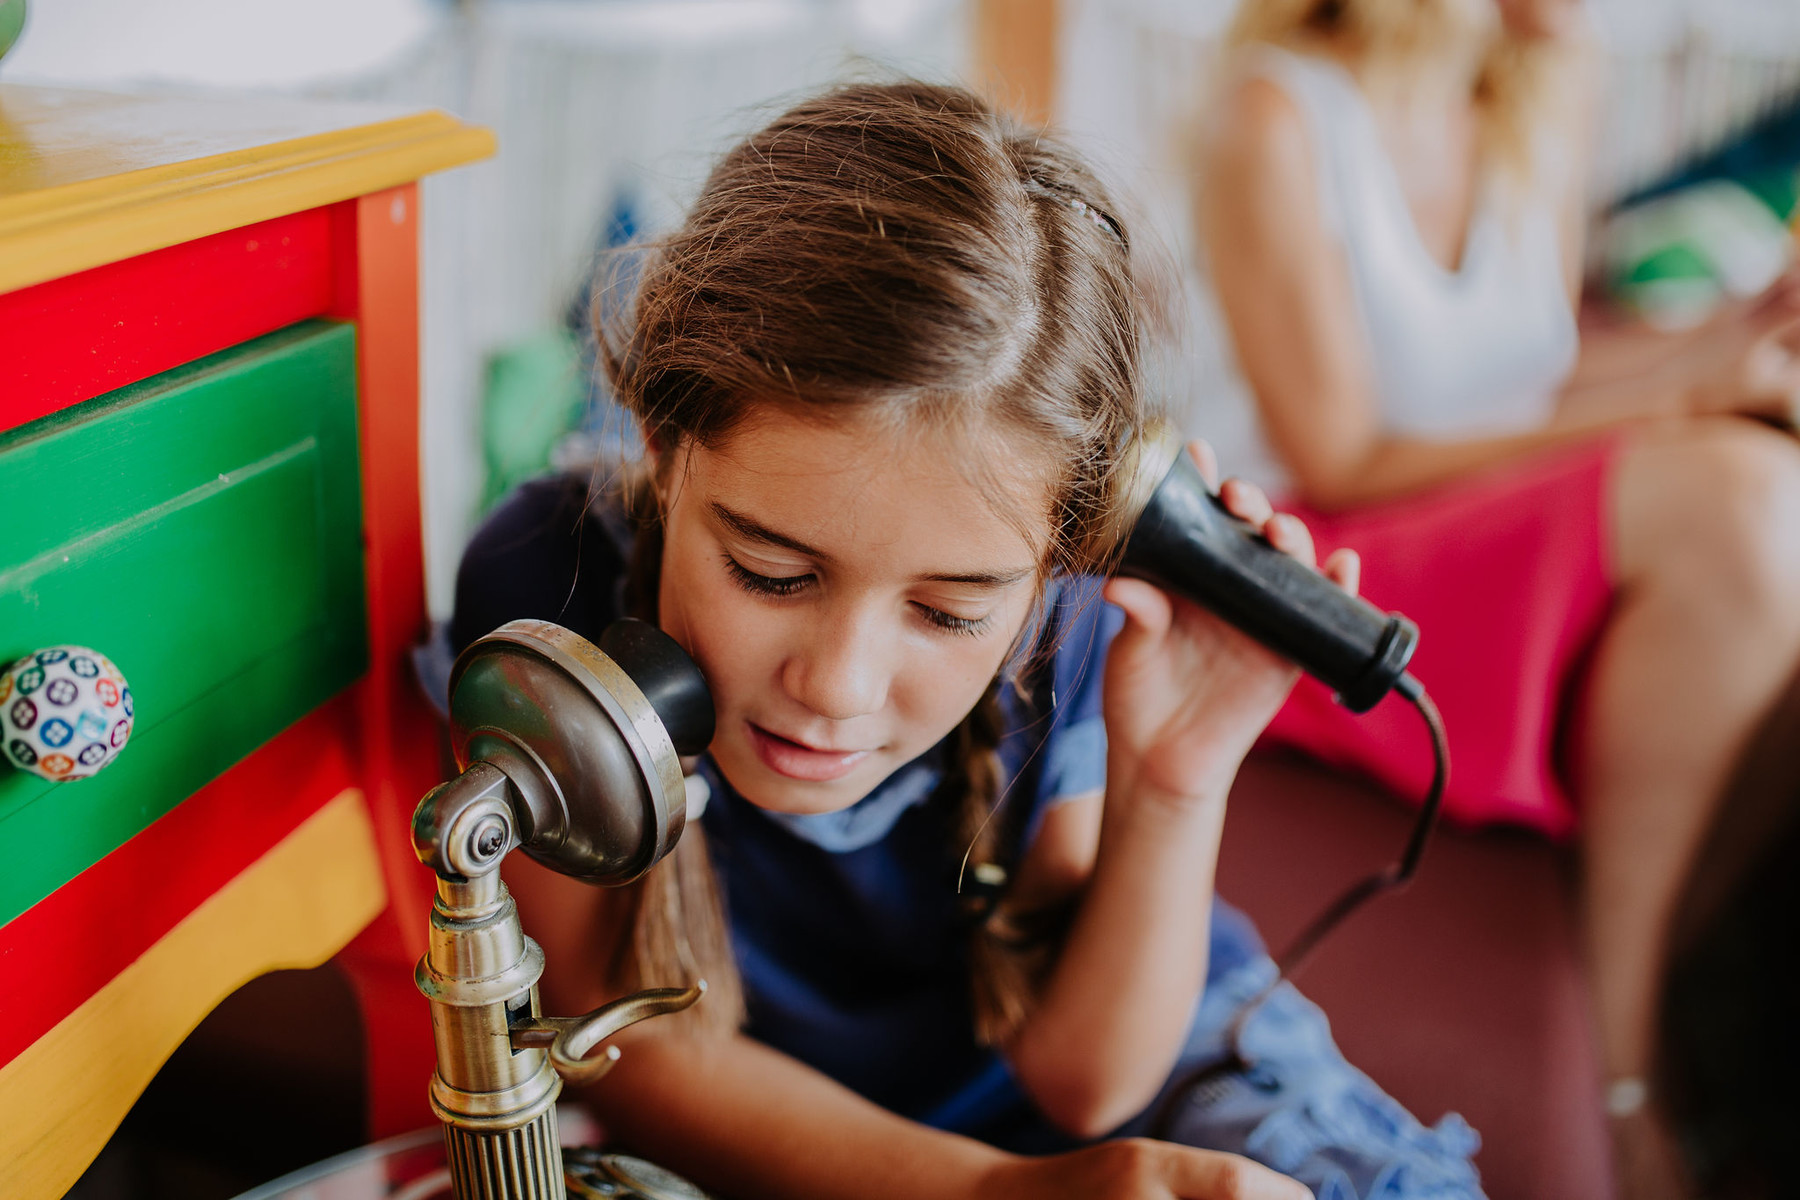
[
  {"x1": 724, "y1": 553, "x2": 992, "y2": 637},
  {"x1": 724, "y1": 555, "x2": 812, "y2": 597},
  {"x1": 917, "y1": 606, "x2": 991, "y2": 638}
]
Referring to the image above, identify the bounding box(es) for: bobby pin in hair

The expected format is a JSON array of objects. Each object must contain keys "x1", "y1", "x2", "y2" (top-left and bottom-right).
[{"x1": 1022, "y1": 178, "x2": 1127, "y2": 246}]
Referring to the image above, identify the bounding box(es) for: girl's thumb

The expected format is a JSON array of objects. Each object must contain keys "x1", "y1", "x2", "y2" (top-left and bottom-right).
[{"x1": 1102, "y1": 577, "x2": 1174, "y2": 645}]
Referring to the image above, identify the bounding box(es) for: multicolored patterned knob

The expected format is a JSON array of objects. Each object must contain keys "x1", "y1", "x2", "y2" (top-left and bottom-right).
[{"x1": 0, "y1": 647, "x2": 133, "y2": 781}]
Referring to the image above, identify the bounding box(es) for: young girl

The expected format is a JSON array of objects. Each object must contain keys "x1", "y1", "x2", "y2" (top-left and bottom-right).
[{"x1": 450, "y1": 81, "x2": 1482, "y2": 1200}]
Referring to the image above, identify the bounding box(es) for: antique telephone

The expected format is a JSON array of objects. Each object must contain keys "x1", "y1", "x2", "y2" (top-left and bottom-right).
[
  {"x1": 410, "y1": 424, "x2": 1449, "y2": 1199},
  {"x1": 410, "y1": 617, "x2": 718, "y2": 1200}
]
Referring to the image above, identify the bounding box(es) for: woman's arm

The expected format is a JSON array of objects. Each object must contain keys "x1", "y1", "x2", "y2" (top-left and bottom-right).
[
  {"x1": 1195, "y1": 74, "x2": 1619, "y2": 510},
  {"x1": 1199, "y1": 64, "x2": 1799, "y2": 511}
]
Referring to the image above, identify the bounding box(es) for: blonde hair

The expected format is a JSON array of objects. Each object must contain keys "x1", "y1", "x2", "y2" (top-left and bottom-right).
[{"x1": 1227, "y1": 0, "x2": 1570, "y2": 187}]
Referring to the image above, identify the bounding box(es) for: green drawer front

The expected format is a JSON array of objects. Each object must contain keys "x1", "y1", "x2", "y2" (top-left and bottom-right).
[{"x1": 0, "y1": 320, "x2": 367, "y2": 924}]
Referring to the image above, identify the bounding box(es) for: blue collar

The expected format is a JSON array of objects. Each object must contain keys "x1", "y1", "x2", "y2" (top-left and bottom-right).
[{"x1": 702, "y1": 743, "x2": 948, "y2": 853}]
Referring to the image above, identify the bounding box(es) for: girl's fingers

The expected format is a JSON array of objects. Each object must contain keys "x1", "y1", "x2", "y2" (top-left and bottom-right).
[
  {"x1": 1186, "y1": 438, "x2": 1221, "y2": 490},
  {"x1": 1218, "y1": 478, "x2": 1274, "y2": 527},
  {"x1": 1262, "y1": 512, "x2": 1316, "y2": 569},
  {"x1": 1165, "y1": 1149, "x2": 1312, "y2": 1200},
  {"x1": 1220, "y1": 477, "x2": 1324, "y2": 571},
  {"x1": 1323, "y1": 547, "x2": 1361, "y2": 596}
]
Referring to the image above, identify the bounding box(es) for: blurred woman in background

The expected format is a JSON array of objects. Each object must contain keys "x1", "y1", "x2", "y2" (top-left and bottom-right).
[{"x1": 1190, "y1": 0, "x2": 1800, "y2": 1193}]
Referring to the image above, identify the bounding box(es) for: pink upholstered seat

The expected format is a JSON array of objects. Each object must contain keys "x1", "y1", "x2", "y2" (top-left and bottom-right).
[{"x1": 1217, "y1": 754, "x2": 1614, "y2": 1200}]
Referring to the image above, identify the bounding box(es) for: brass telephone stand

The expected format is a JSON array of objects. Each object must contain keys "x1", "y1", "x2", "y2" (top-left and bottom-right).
[{"x1": 410, "y1": 618, "x2": 717, "y2": 1200}]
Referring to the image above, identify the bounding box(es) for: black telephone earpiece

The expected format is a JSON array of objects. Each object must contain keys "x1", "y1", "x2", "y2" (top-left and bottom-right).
[{"x1": 1115, "y1": 424, "x2": 1421, "y2": 711}]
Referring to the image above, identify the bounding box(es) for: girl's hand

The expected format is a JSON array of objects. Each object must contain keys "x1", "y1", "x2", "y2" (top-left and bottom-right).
[
  {"x1": 1101, "y1": 441, "x2": 1360, "y2": 804},
  {"x1": 979, "y1": 1139, "x2": 1309, "y2": 1200}
]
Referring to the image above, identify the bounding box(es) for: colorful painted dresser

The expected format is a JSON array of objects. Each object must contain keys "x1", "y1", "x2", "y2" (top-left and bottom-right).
[{"x1": 0, "y1": 85, "x2": 493, "y2": 1196}]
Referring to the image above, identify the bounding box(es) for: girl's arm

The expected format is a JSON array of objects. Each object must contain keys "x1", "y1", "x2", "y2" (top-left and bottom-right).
[
  {"x1": 592, "y1": 1018, "x2": 1302, "y2": 1200},
  {"x1": 1004, "y1": 477, "x2": 1347, "y2": 1136},
  {"x1": 1002, "y1": 772, "x2": 1227, "y2": 1137},
  {"x1": 504, "y1": 853, "x2": 1306, "y2": 1200}
]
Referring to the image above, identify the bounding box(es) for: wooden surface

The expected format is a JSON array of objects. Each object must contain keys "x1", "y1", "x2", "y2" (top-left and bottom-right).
[
  {"x1": 0, "y1": 696, "x2": 360, "y2": 1069},
  {"x1": 324, "y1": 182, "x2": 450, "y2": 1137},
  {"x1": 0, "y1": 789, "x2": 385, "y2": 1200},
  {"x1": 1218, "y1": 755, "x2": 1612, "y2": 1200},
  {"x1": 0, "y1": 207, "x2": 333, "y2": 428},
  {"x1": 0, "y1": 321, "x2": 367, "y2": 924},
  {"x1": 0, "y1": 91, "x2": 483, "y2": 1162},
  {"x1": 0, "y1": 85, "x2": 493, "y2": 293}
]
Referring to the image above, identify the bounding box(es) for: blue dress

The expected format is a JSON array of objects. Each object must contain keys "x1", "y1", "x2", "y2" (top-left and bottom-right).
[{"x1": 449, "y1": 476, "x2": 1488, "y2": 1200}]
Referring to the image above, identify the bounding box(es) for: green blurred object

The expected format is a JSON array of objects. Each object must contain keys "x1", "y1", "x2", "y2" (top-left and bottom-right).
[
  {"x1": 1599, "y1": 177, "x2": 1797, "y2": 330},
  {"x1": 0, "y1": 0, "x2": 25, "y2": 65},
  {"x1": 480, "y1": 328, "x2": 589, "y2": 512}
]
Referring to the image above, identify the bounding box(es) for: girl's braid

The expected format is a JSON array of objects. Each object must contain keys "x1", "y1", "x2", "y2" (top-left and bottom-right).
[{"x1": 954, "y1": 678, "x2": 1069, "y2": 1046}]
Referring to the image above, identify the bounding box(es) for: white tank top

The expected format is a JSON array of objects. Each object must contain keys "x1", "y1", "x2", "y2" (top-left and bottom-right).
[{"x1": 1177, "y1": 46, "x2": 1579, "y2": 489}]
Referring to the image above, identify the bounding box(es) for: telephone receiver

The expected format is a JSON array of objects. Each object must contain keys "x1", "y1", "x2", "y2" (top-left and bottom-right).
[{"x1": 1115, "y1": 424, "x2": 1419, "y2": 712}]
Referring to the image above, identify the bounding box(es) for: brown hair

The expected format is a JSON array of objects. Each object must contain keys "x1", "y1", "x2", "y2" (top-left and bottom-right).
[{"x1": 596, "y1": 80, "x2": 1153, "y2": 1045}]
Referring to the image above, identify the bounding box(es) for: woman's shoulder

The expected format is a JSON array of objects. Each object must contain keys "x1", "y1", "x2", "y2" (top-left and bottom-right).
[
  {"x1": 1195, "y1": 49, "x2": 1339, "y2": 239},
  {"x1": 448, "y1": 472, "x2": 633, "y2": 655},
  {"x1": 1200, "y1": 52, "x2": 1314, "y2": 170}
]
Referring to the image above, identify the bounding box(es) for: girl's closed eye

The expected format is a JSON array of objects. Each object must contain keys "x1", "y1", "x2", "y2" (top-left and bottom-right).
[
  {"x1": 723, "y1": 554, "x2": 812, "y2": 598},
  {"x1": 724, "y1": 550, "x2": 995, "y2": 637},
  {"x1": 915, "y1": 603, "x2": 992, "y2": 638}
]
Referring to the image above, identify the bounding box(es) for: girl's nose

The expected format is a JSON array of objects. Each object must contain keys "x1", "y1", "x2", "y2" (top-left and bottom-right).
[{"x1": 782, "y1": 608, "x2": 890, "y2": 721}]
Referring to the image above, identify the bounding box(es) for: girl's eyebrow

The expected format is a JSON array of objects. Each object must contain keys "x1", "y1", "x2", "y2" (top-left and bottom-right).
[
  {"x1": 919, "y1": 567, "x2": 1033, "y2": 588},
  {"x1": 710, "y1": 502, "x2": 831, "y2": 559},
  {"x1": 709, "y1": 501, "x2": 1032, "y2": 588}
]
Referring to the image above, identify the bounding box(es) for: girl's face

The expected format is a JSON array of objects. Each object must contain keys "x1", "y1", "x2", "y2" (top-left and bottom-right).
[{"x1": 654, "y1": 408, "x2": 1052, "y2": 815}]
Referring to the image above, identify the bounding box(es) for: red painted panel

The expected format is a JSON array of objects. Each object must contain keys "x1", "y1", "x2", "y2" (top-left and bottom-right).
[
  {"x1": 326, "y1": 184, "x2": 445, "y2": 1136},
  {"x1": 0, "y1": 208, "x2": 333, "y2": 430},
  {"x1": 0, "y1": 696, "x2": 359, "y2": 1069}
]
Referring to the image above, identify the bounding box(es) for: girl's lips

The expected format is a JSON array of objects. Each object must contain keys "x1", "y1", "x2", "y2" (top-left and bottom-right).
[{"x1": 746, "y1": 721, "x2": 870, "y2": 782}]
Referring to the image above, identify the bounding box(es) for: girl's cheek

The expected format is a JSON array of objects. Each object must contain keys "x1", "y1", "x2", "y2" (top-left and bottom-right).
[{"x1": 664, "y1": 558, "x2": 786, "y2": 708}]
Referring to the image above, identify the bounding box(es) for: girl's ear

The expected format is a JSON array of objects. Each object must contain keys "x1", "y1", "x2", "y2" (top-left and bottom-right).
[{"x1": 641, "y1": 428, "x2": 689, "y2": 518}]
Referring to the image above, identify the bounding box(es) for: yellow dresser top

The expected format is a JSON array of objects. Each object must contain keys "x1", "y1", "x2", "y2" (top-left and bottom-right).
[{"x1": 0, "y1": 85, "x2": 494, "y2": 292}]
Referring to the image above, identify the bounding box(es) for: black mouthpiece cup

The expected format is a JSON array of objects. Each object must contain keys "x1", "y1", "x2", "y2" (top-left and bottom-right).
[
  {"x1": 599, "y1": 619, "x2": 717, "y2": 755},
  {"x1": 1119, "y1": 452, "x2": 1417, "y2": 713}
]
